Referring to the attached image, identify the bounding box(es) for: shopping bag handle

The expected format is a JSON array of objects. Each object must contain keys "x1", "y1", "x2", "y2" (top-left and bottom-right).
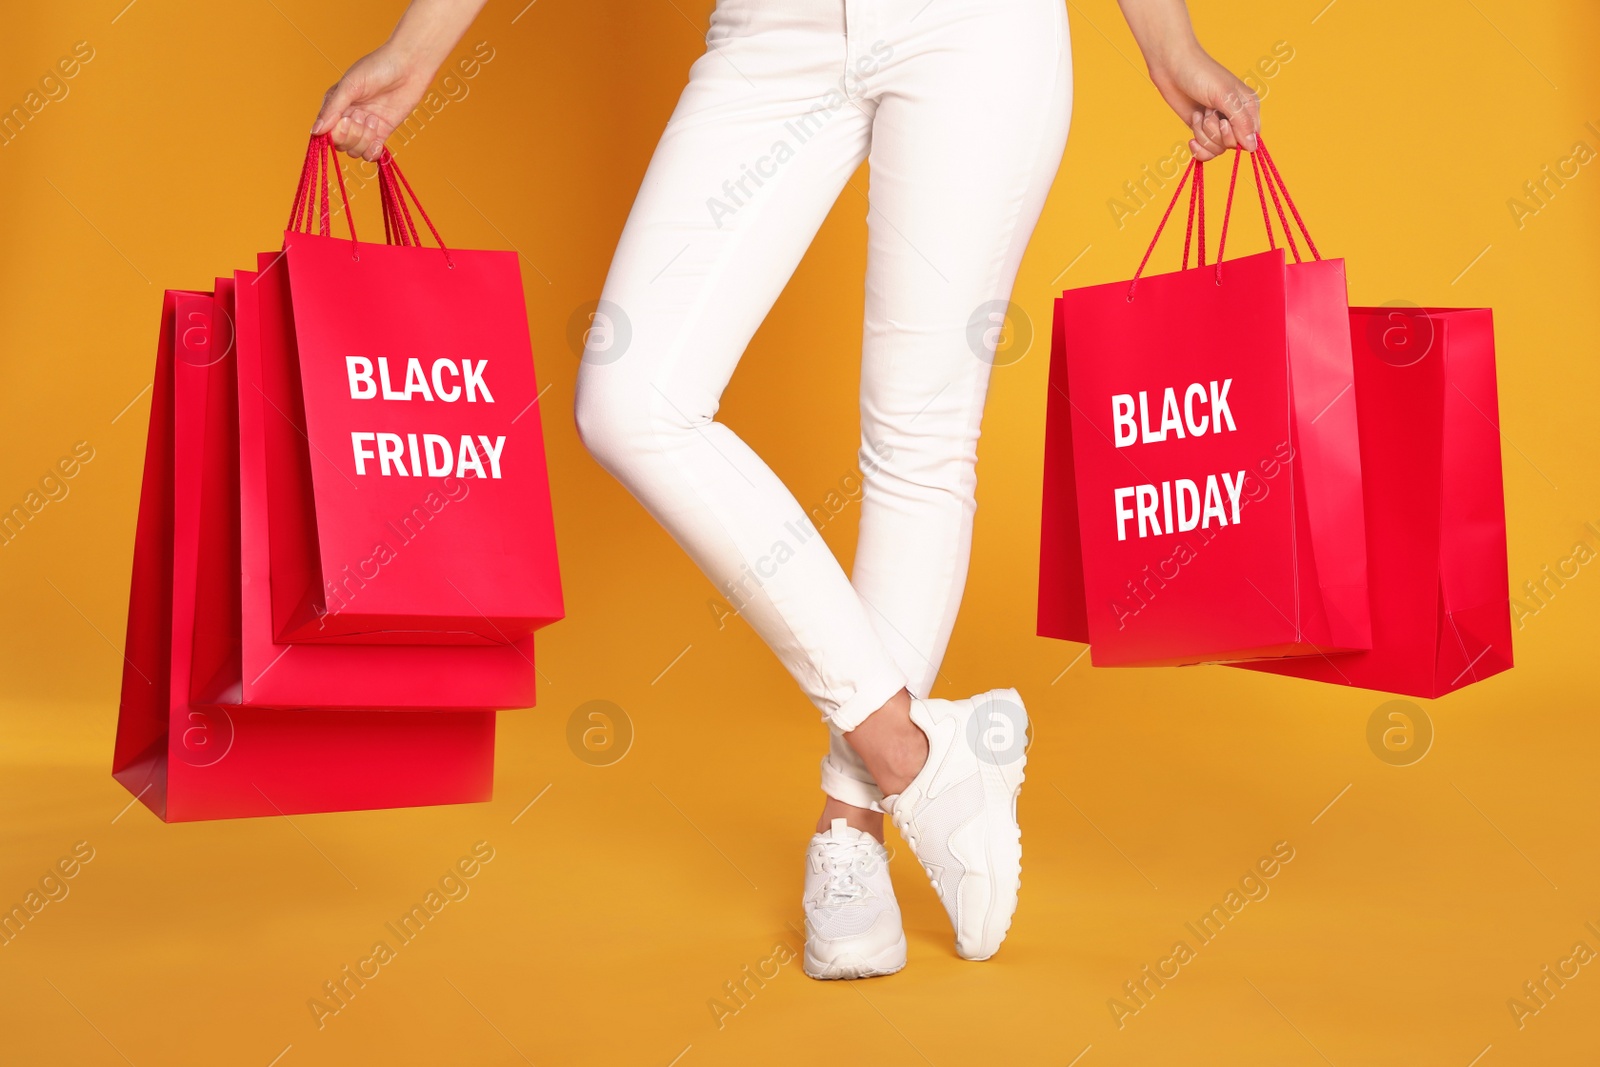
[
  {"x1": 376, "y1": 148, "x2": 455, "y2": 268},
  {"x1": 287, "y1": 134, "x2": 358, "y2": 252},
  {"x1": 1128, "y1": 136, "x2": 1319, "y2": 301},
  {"x1": 1222, "y1": 139, "x2": 1321, "y2": 267},
  {"x1": 285, "y1": 135, "x2": 454, "y2": 267}
]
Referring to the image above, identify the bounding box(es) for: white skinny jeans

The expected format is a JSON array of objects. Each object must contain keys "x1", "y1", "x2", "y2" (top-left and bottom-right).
[{"x1": 574, "y1": 0, "x2": 1072, "y2": 810}]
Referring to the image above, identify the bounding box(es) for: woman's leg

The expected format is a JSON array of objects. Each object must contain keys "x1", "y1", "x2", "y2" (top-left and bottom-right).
[
  {"x1": 819, "y1": 0, "x2": 1073, "y2": 824},
  {"x1": 575, "y1": 0, "x2": 911, "y2": 732}
]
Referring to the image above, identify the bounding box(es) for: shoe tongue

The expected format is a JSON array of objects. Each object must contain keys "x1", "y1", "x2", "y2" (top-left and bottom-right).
[{"x1": 830, "y1": 817, "x2": 849, "y2": 836}]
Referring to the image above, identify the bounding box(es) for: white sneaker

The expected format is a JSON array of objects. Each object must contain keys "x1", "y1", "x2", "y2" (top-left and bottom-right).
[
  {"x1": 885, "y1": 688, "x2": 1029, "y2": 961},
  {"x1": 801, "y1": 818, "x2": 907, "y2": 980}
]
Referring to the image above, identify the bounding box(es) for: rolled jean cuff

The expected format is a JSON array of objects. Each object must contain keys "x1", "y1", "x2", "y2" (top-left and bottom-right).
[
  {"x1": 819, "y1": 753, "x2": 887, "y2": 813},
  {"x1": 826, "y1": 670, "x2": 906, "y2": 733}
]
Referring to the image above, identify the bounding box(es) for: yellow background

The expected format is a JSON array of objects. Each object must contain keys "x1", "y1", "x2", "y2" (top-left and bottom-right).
[{"x1": 2, "y1": 0, "x2": 1597, "y2": 1063}]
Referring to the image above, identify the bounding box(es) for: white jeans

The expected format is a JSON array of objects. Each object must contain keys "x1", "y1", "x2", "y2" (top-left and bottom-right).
[{"x1": 574, "y1": 0, "x2": 1072, "y2": 810}]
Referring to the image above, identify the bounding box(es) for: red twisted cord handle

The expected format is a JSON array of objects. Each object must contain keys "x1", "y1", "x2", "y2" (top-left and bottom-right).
[
  {"x1": 1215, "y1": 135, "x2": 1316, "y2": 265},
  {"x1": 1249, "y1": 150, "x2": 1277, "y2": 254},
  {"x1": 1127, "y1": 160, "x2": 1194, "y2": 302},
  {"x1": 1258, "y1": 145, "x2": 1302, "y2": 265},
  {"x1": 1258, "y1": 139, "x2": 1319, "y2": 260},
  {"x1": 1212, "y1": 147, "x2": 1243, "y2": 282},
  {"x1": 286, "y1": 134, "x2": 357, "y2": 248},
  {"x1": 1127, "y1": 135, "x2": 1319, "y2": 300},
  {"x1": 1181, "y1": 160, "x2": 1210, "y2": 270},
  {"x1": 283, "y1": 135, "x2": 455, "y2": 264},
  {"x1": 288, "y1": 141, "x2": 313, "y2": 235},
  {"x1": 1181, "y1": 161, "x2": 1197, "y2": 270},
  {"x1": 287, "y1": 136, "x2": 326, "y2": 236},
  {"x1": 378, "y1": 153, "x2": 420, "y2": 247},
  {"x1": 378, "y1": 149, "x2": 453, "y2": 267}
]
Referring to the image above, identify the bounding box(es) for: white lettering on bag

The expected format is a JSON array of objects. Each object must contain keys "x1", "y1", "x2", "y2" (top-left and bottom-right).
[
  {"x1": 1115, "y1": 470, "x2": 1247, "y2": 541},
  {"x1": 346, "y1": 356, "x2": 377, "y2": 399},
  {"x1": 351, "y1": 432, "x2": 375, "y2": 475},
  {"x1": 350, "y1": 432, "x2": 509, "y2": 479},
  {"x1": 343, "y1": 355, "x2": 506, "y2": 477},
  {"x1": 402, "y1": 360, "x2": 434, "y2": 402},
  {"x1": 477, "y1": 435, "x2": 505, "y2": 479},
  {"x1": 1105, "y1": 376, "x2": 1248, "y2": 540},
  {"x1": 463, "y1": 360, "x2": 493, "y2": 403},
  {"x1": 424, "y1": 434, "x2": 453, "y2": 476},
  {"x1": 344, "y1": 358, "x2": 505, "y2": 476},
  {"x1": 345, "y1": 357, "x2": 494, "y2": 403},
  {"x1": 1110, "y1": 379, "x2": 1234, "y2": 448},
  {"x1": 1113, "y1": 394, "x2": 1137, "y2": 447},
  {"x1": 377, "y1": 433, "x2": 408, "y2": 476},
  {"x1": 431, "y1": 359, "x2": 461, "y2": 402}
]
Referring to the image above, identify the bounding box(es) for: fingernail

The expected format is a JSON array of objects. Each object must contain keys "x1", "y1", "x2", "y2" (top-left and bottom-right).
[{"x1": 1246, "y1": 133, "x2": 1258, "y2": 149}]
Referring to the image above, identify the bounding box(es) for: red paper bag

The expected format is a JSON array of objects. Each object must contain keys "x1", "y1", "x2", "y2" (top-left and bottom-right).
[
  {"x1": 262, "y1": 137, "x2": 563, "y2": 645},
  {"x1": 1039, "y1": 144, "x2": 1370, "y2": 667},
  {"x1": 1038, "y1": 294, "x2": 1091, "y2": 645},
  {"x1": 184, "y1": 267, "x2": 541, "y2": 710},
  {"x1": 1233, "y1": 306, "x2": 1512, "y2": 697},
  {"x1": 114, "y1": 290, "x2": 495, "y2": 822}
]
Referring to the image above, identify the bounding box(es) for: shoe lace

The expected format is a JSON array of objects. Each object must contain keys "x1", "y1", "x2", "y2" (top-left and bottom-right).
[{"x1": 817, "y1": 838, "x2": 877, "y2": 907}]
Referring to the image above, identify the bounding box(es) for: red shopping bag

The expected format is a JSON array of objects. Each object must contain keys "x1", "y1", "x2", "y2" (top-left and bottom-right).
[
  {"x1": 183, "y1": 267, "x2": 541, "y2": 710},
  {"x1": 260, "y1": 137, "x2": 562, "y2": 645},
  {"x1": 1233, "y1": 306, "x2": 1512, "y2": 697},
  {"x1": 1038, "y1": 294, "x2": 1092, "y2": 645},
  {"x1": 1038, "y1": 142, "x2": 1370, "y2": 666},
  {"x1": 114, "y1": 289, "x2": 495, "y2": 822}
]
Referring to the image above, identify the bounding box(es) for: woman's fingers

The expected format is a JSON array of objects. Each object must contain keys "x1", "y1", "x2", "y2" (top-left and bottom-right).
[
  {"x1": 346, "y1": 109, "x2": 372, "y2": 156},
  {"x1": 1218, "y1": 115, "x2": 1240, "y2": 151},
  {"x1": 312, "y1": 79, "x2": 354, "y2": 135},
  {"x1": 321, "y1": 105, "x2": 392, "y2": 161},
  {"x1": 329, "y1": 115, "x2": 352, "y2": 152},
  {"x1": 1221, "y1": 87, "x2": 1261, "y2": 149},
  {"x1": 316, "y1": 70, "x2": 389, "y2": 159},
  {"x1": 1189, "y1": 110, "x2": 1224, "y2": 162},
  {"x1": 310, "y1": 48, "x2": 411, "y2": 159},
  {"x1": 1205, "y1": 78, "x2": 1259, "y2": 151},
  {"x1": 1155, "y1": 51, "x2": 1263, "y2": 159},
  {"x1": 336, "y1": 111, "x2": 373, "y2": 160},
  {"x1": 331, "y1": 114, "x2": 358, "y2": 156},
  {"x1": 1191, "y1": 103, "x2": 1262, "y2": 162},
  {"x1": 360, "y1": 115, "x2": 388, "y2": 162}
]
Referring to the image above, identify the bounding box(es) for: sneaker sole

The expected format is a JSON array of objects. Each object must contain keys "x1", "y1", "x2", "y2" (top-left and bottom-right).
[
  {"x1": 803, "y1": 931, "x2": 908, "y2": 980},
  {"x1": 958, "y1": 688, "x2": 1028, "y2": 961}
]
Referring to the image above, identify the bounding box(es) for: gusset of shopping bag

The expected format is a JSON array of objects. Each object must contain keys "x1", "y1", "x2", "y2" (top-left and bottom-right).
[
  {"x1": 1038, "y1": 140, "x2": 1512, "y2": 698},
  {"x1": 114, "y1": 137, "x2": 563, "y2": 821}
]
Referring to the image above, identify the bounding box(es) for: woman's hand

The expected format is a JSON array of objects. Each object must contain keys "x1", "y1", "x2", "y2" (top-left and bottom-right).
[
  {"x1": 1115, "y1": 0, "x2": 1260, "y2": 161},
  {"x1": 309, "y1": 0, "x2": 488, "y2": 161},
  {"x1": 1149, "y1": 47, "x2": 1260, "y2": 161},
  {"x1": 311, "y1": 44, "x2": 432, "y2": 162}
]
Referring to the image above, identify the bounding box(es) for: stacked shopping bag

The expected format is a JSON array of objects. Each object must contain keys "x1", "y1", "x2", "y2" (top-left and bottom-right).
[
  {"x1": 1038, "y1": 139, "x2": 1512, "y2": 698},
  {"x1": 113, "y1": 136, "x2": 563, "y2": 821}
]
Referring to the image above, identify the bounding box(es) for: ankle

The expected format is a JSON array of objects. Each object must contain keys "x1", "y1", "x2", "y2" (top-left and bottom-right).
[
  {"x1": 872, "y1": 737, "x2": 927, "y2": 797},
  {"x1": 816, "y1": 798, "x2": 884, "y2": 842},
  {"x1": 842, "y1": 688, "x2": 929, "y2": 799}
]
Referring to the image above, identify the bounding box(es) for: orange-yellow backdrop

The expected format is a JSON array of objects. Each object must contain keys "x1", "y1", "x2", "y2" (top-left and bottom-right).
[{"x1": 2, "y1": 1, "x2": 1597, "y2": 1064}]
